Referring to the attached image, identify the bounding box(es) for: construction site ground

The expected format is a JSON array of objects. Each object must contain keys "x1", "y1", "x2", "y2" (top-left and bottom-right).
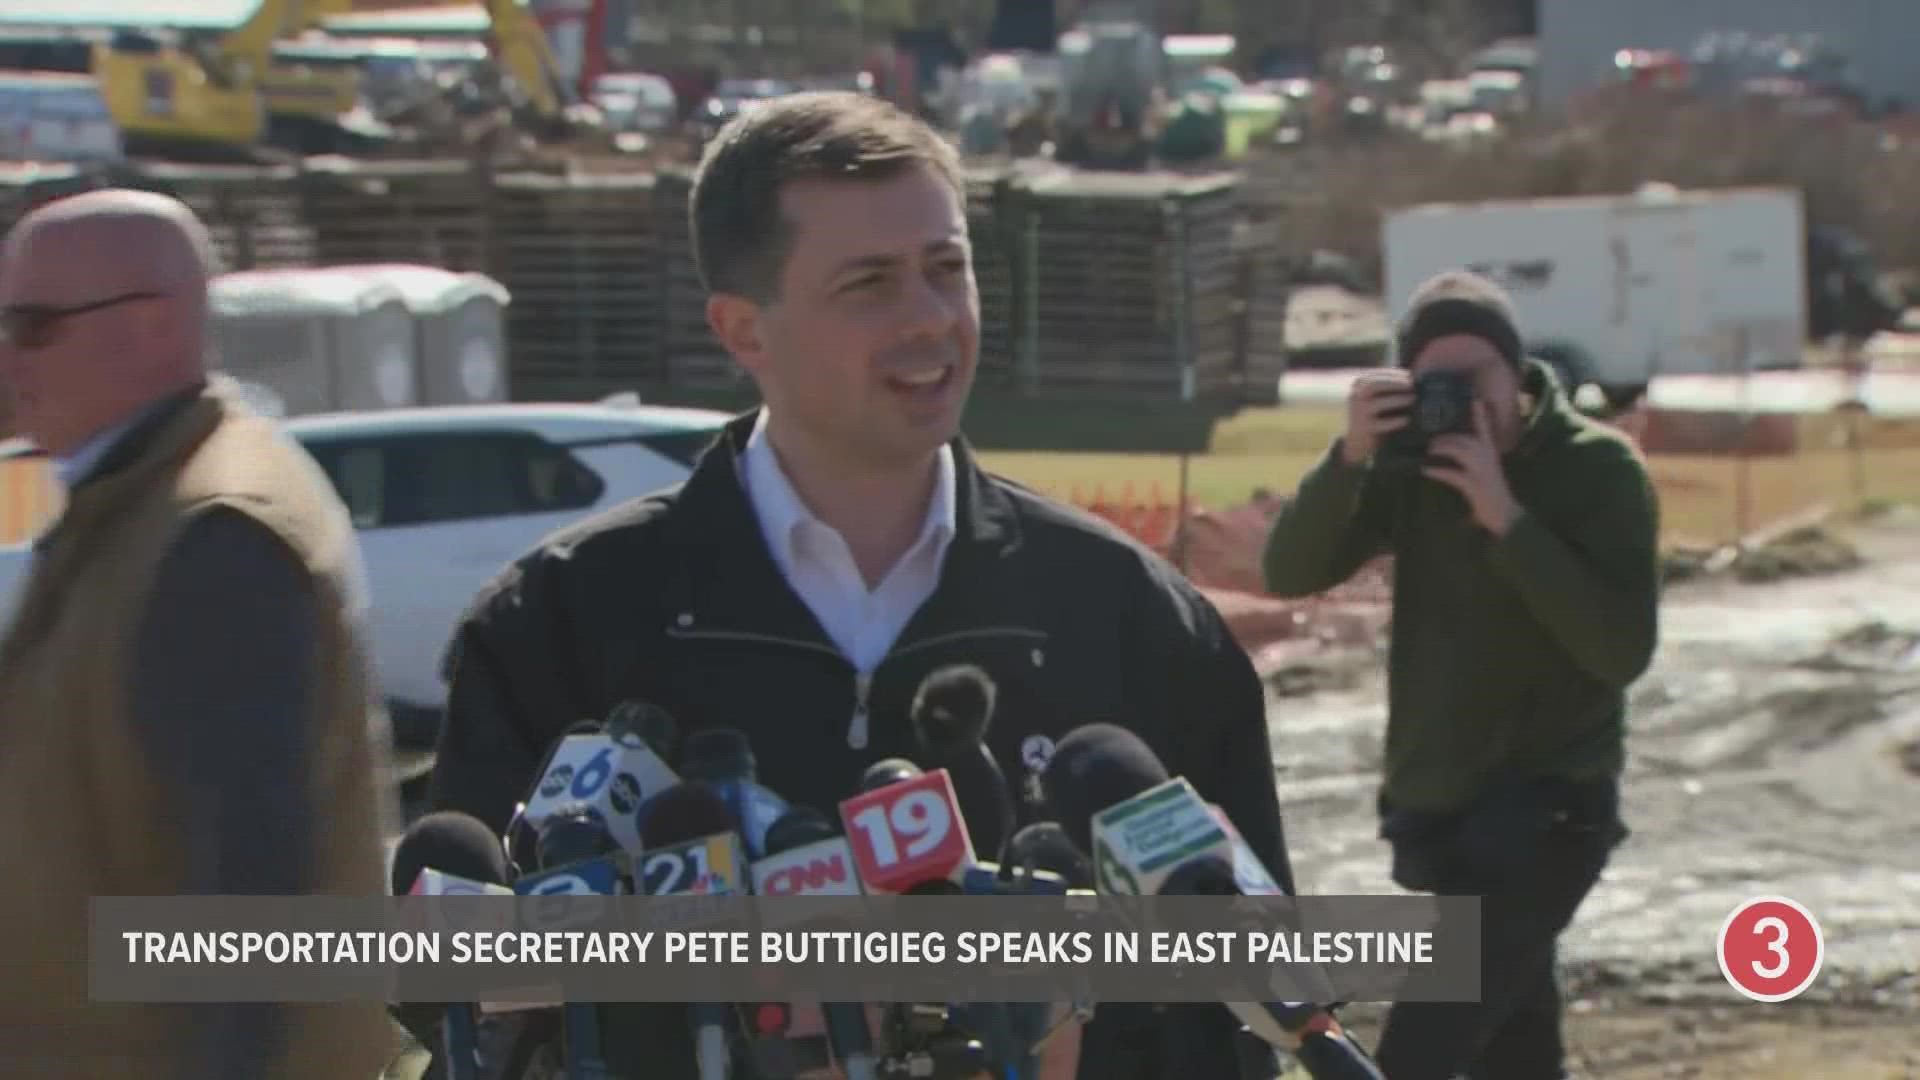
[{"x1": 1263, "y1": 509, "x2": 1920, "y2": 1078}]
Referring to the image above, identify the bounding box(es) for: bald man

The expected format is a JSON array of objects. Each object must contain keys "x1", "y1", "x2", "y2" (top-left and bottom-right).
[{"x1": 0, "y1": 190, "x2": 398, "y2": 1078}]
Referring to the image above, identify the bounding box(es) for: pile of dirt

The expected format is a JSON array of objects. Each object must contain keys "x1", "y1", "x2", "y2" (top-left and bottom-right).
[
  {"x1": 1734, "y1": 524, "x2": 1866, "y2": 582},
  {"x1": 1663, "y1": 524, "x2": 1866, "y2": 586},
  {"x1": 1183, "y1": 493, "x2": 1394, "y2": 662}
]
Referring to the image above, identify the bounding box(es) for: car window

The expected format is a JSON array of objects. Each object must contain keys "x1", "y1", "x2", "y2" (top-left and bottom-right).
[{"x1": 303, "y1": 431, "x2": 606, "y2": 528}]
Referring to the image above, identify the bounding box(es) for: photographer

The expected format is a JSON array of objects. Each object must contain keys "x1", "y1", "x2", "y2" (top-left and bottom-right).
[{"x1": 1262, "y1": 271, "x2": 1660, "y2": 1080}]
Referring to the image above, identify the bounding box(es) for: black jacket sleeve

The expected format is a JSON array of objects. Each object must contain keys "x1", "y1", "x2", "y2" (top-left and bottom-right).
[
  {"x1": 1077, "y1": 567, "x2": 1295, "y2": 1080},
  {"x1": 429, "y1": 551, "x2": 595, "y2": 835},
  {"x1": 129, "y1": 508, "x2": 319, "y2": 1080},
  {"x1": 1132, "y1": 562, "x2": 1296, "y2": 894}
]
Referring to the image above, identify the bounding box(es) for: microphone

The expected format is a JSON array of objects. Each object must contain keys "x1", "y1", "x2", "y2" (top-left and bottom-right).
[
  {"x1": 1039, "y1": 725, "x2": 1386, "y2": 1080},
  {"x1": 606, "y1": 699, "x2": 678, "y2": 758},
  {"x1": 1038, "y1": 723, "x2": 1168, "y2": 858},
  {"x1": 677, "y1": 727, "x2": 791, "y2": 859},
  {"x1": 506, "y1": 720, "x2": 604, "y2": 872},
  {"x1": 751, "y1": 807, "x2": 862, "y2": 898},
  {"x1": 522, "y1": 710, "x2": 681, "y2": 859},
  {"x1": 392, "y1": 811, "x2": 515, "y2": 897},
  {"x1": 910, "y1": 664, "x2": 1016, "y2": 864},
  {"x1": 1002, "y1": 821, "x2": 1093, "y2": 890},
  {"x1": 750, "y1": 807, "x2": 877, "y2": 1080},
  {"x1": 517, "y1": 803, "x2": 627, "y2": 1080},
  {"x1": 842, "y1": 758, "x2": 1046, "y2": 1075},
  {"x1": 837, "y1": 766, "x2": 976, "y2": 894},
  {"x1": 516, "y1": 803, "x2": 628, "y2": 898},
  {"x1": 640, "y1": 783, "x2": 751, "y2": 1080},
  {"x1": 635, "y1": 784, "x2": 751, "y2": 896},
  {"x1": 388, "y1": 812, "x2": 514, "y2": 1080},
  {"x1": 859, "y1": 757, "x2": 922, "y2": 792}
]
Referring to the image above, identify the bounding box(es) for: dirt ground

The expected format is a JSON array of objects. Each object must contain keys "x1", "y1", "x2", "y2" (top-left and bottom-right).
[{"x1": 1266, "y1": 511, "x2": 1920, "y2": 1078}]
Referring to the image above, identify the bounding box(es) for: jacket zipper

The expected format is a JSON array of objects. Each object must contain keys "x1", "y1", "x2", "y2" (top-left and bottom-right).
[
  {"x1": 849, "y1": 672, "x2": 874, "y2": 750},
  {"x1": 666, "y1": 624, "x2": 1049, "y2": 751}
]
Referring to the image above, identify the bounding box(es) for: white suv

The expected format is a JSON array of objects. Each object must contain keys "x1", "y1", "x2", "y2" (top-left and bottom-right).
[{"x1": 0, "y1": 399, "x2": 735, "y2": 745}]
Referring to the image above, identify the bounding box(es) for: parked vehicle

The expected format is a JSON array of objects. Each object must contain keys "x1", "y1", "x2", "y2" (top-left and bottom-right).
[
  {"x1": 1383, "y1": 185, "x2": 1811, "y2": 404},
  {"x1": 0, "y1": 398, "x2": 733, "y2": 746},
  {"x1": 0, "y1": 71, "x2": 123, "y2": 163}
]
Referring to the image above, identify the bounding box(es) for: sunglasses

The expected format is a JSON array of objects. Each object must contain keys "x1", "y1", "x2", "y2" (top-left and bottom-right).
[{"x1": 0, "y1": 291, "x2": 161, "y2": 349}]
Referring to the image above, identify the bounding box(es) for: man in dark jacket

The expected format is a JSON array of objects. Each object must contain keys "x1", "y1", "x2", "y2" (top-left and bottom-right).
[
  {"x1": 428, "y1": 90, "x2": 1297, "y2": 1079},
  {"x1": 1264, "y1": 270, "x2": 1661, "y2": 1080}
]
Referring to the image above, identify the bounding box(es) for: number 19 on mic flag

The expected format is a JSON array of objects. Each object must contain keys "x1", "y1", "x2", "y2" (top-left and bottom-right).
[
  {"x1": 838, "y1": 768, "x2": 974, "y2": 893},
  {"x1": 1717, "y1": 895, "x2": 1823, "y2": 1003}
]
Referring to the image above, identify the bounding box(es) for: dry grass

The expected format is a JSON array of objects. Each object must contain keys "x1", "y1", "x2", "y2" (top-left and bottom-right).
[{"x1": 977, "y1": 406, "x2": 1920, "y2": 548}]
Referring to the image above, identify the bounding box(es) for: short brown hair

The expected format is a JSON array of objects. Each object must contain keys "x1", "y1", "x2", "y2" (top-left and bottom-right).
[{"x1": 688, "y1": 91, "x2": 965, "y2": 302}]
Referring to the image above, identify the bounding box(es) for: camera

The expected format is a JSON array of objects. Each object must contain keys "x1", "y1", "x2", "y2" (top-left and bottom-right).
[{"x1": 1377, "y1": 369, "x2": 1475, "y2": 471}]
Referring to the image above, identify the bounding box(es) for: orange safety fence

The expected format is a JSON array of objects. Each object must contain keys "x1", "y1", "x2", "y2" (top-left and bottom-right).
[{"x1": 1068, "y1": 481, "x2": 1187, "y2": 552}]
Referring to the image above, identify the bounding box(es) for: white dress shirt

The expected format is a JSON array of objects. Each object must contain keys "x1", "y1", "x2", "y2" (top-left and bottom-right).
[{"x1": 739, "y1": 409, "x2": 956, "y2": 674}]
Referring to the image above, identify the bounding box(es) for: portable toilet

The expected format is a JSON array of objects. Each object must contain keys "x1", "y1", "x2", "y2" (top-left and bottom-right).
[
  {"x1": 335, "y1": 264, "x2": 512, "y2": 406},
  {"x1": 209, "y1": 268, "x2": 421, "y2": 416}
]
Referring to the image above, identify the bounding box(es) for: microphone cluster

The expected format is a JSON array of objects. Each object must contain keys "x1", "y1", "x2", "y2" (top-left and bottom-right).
[{"x1": 391, "y1": 667, "x2": 1384, "y2": 1080}]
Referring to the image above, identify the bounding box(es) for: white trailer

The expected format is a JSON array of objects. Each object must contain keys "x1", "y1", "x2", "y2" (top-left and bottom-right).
[{"x1": 1381, "y1": 185, "x2": 1807, "y2": 396}]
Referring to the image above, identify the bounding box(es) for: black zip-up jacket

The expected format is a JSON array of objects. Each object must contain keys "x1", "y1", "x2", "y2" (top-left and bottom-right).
[{"x1": 427, "y1": 410, "x2": 1297, "y2": 1079}]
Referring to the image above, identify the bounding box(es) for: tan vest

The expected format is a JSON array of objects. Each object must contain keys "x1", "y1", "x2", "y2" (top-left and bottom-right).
[{"x1": 0, "y1": 380, "x2": 398, "y2": 1077}]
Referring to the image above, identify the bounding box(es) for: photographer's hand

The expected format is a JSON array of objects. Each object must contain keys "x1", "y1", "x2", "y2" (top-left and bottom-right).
[
  {"x1": 1423, "y1": 400, "x2": 1520, "y2": 535},
  {"x1": 1340, "y1": 370, "x2": 1413, "y2": 465}
]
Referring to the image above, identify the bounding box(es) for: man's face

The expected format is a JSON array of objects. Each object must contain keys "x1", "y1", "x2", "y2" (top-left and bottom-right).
[
  {"x1": 1410, "y1": 333, "x2": 1525, "y2": 451},
  {"x1": 723, "y1": 163, "x2": 979, "y2": 469},
  {"x1": 0, "y1": 232, "x2": 147, "y2": 454}
]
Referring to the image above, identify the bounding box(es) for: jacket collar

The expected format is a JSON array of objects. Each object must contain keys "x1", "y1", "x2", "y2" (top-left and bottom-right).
[
  {"x1": 677, "y1": 409, "x2": 1021, "y2": 556},
  {"x1": 658, "y1": 409, "x2": 1026, "y2": 651},
  {"x1": 63, "y1": 382, "x2": 208, "y2": 492},
  {"x1": 31, "y1": 378, "x2": 227, "y2": 560},
  {"x1": 1507, "y1": 356, "x2": 1578, "y2": 461}
]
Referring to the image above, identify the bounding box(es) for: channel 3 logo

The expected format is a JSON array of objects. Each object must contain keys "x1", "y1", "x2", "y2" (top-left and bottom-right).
[{"x1": 1717, "y1": 895, "x2": 1824, "y2": 1003}]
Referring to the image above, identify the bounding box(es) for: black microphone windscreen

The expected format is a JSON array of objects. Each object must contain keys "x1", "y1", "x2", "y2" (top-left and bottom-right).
[
  {"x1": 762, "y1": 806, "x2": 837, "y2": 855},
  {"x1": 391, "y1": 811, "x2": 510, "y2": 895},
  {"x1": 910, "y1": 664, "x2": 996, "y2": 755},
  {"x1": 1160, "y1": 855, "x2": 1239, "y2": 897},
  {"x1": 680, "y1": 727, "x2": 755, "y2": 783},
  {"x1": 860, "y1": 757, "x2": 922, "y2": 792},
  {"x1": 606, "y1": 700, "x2": 678, "y2": 757},
  {"x1": 1039, "y1": 723, "x2": 1170, "y2": 854},
  {"x1": 639, "y1": 784, "x2": 737, "y2": 849},
  {"x1": 536, "y1": 804, "x2": 618, "y2": 869},
  {"x1": 1005, "y1": 821, "x2": 1093, "y2": 889}
]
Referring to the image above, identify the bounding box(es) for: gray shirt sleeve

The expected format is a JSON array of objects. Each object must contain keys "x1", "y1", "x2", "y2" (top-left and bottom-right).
[{"x1": 129, "y1": 507, "x2": 320, "y2": 1080}]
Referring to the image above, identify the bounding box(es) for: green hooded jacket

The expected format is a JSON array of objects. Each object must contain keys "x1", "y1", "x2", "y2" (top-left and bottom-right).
[{"x1": 1263, "y1": 359, "x2": 1661, "y2": 813}]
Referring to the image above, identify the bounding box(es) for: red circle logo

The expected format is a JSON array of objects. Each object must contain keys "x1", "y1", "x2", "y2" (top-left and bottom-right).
[{"x1": 1717, "y1": 895, "x2": 1823, "y2": 1002}]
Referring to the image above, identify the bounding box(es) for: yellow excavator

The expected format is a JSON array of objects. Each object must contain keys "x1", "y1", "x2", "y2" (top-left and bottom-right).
[{"x1": 0, "y1": 0, "x2": 364, "y2": 158}]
